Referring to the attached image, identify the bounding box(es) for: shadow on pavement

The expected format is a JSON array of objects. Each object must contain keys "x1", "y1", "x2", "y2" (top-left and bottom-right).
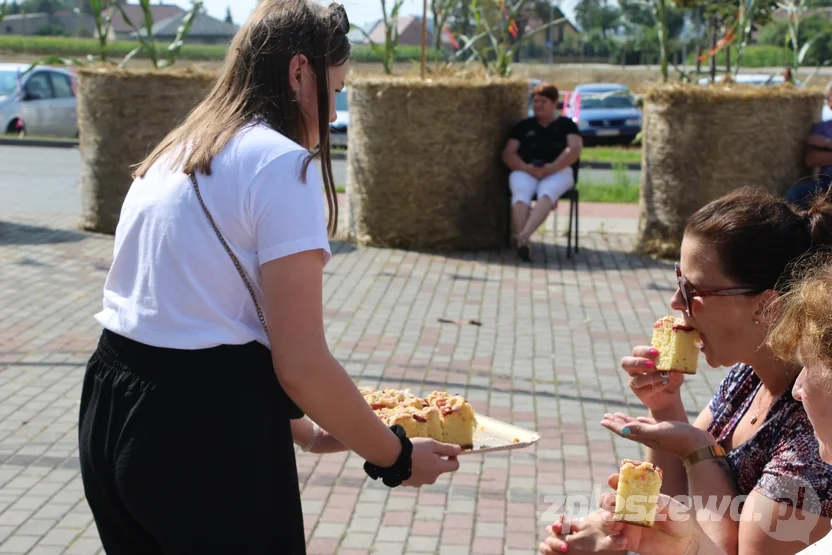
[
  {"x1": 399, "y1": 243, "x2": 675, "y2": 273},
  {"x1": 0, "y1": 220, "x2": 87, "y2": 246}
]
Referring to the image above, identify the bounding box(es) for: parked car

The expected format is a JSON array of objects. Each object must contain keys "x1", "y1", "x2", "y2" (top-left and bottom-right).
[
  {"x1": 330, "y1": 87, "x2": 348, "y2": 147},
  {"x1": 0, "y1": 63, "x2": 78, "y2": 138},
  {"x1": 563, "y1": 83, "x2": 641, "y2": 145},
  {"x1": 696, "y1": 73, "x2": 800, "y2": 87}
]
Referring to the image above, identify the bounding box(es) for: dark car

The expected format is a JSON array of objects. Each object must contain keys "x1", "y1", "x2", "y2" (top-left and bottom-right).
[{"x1": 563, "y1": 83, "x2": 641, "y2": 145}]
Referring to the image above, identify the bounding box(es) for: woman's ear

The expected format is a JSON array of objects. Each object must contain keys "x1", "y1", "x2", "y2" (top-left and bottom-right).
[
  {"x1": 288, "y1": 54, "x2": 309, "y2": 95},
  {"x1": 757, "y1": 290, "x2": 781, "y2": 327}
]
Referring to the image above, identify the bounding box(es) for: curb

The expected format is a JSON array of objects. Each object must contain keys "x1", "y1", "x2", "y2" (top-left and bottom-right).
[
  {"x1": 581, "y1": 161, "x2": 641, "y2": 171},
  {"x1": 0, "y1": 139, "x2": 642, "y2": 171},
  {"x1": 329, "y1": 151, "x2": 638, "y2": 170},
  {"x1": 0, "y1": 137, "x2": 78, "y2": 149}
]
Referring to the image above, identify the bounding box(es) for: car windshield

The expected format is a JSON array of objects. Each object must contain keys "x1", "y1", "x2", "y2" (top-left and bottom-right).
[
  {"x1": 578, "y1": 92, "x2": 635, "y2": 109},
  {"x1": 336, "y1": 90, "x2": 348, "y2": 111},
  {"x1": 0, "y1": 70, "x2": 20, "y2": 97}
]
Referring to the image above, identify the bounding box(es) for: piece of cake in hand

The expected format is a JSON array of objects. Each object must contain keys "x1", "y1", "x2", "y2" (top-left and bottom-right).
[
  {"x1": 651, "y1": 316, "x2": 701, "y2": 374},
  {"x1": 436, "y1": 395, "x2": 477, "y2": 448},
  {"x1": 614, "y1": 459, "x2": 663, "y2": 527}
]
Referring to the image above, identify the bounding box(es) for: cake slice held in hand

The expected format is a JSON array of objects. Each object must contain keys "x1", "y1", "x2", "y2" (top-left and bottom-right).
[
  {"x1": 614, "y1": 459, "x2": 663, "y2": 527},
  {"x1": 651, "y1": 316, "x2": 701, "y2": 374}
]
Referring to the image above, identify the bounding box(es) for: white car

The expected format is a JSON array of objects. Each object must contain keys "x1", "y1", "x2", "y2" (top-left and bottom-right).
[
  {"x1": 696, "y1": 73, "x2": 800, "y2": 87},
  {"x1": 330, "y1": 87, "x2": 348, "y2": 147},
  {"x1": 0, "y1": 63, "x2": 78, "y2": 138}
]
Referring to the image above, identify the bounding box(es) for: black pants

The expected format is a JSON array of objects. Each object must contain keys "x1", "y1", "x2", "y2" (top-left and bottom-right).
[{"x1": 79, "y1": 329, "x2": 305, "y2": 554}]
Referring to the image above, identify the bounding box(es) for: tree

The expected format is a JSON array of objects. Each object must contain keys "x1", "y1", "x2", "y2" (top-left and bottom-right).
[
  {"x1": 620, "y1": 0, "x2": 684, "y2": 39},
  {"x1": 575, "y1": 0, "x2": 621, "y2": 37},
  {"x1": 224, "y1": 5, "x2": 232, "y2": 24}
]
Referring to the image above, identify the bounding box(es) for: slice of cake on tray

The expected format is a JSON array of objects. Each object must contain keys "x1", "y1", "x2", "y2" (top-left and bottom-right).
[
  {"x1": 614, "y1": 459, "x2": 663, "y2": 527},
  {"x1": 651, "y1": 316, "x2": 701, "y2": 374},
  {"x1": 359, "y1": 387, "x2": 478, "y2": 448},
  {"x1": 432, "y1": 395, "x2": 477, "y2": 449}
]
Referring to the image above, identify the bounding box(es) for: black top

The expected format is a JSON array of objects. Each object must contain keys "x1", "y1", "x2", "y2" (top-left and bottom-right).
[{"x1": 509, "y1": 116, "x2": 580, "y2": 167}]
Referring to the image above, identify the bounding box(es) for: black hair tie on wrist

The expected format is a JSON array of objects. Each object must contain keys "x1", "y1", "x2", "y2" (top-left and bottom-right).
[{"x1": 363, "y1": 425, "x2": 413, "y2": 487}]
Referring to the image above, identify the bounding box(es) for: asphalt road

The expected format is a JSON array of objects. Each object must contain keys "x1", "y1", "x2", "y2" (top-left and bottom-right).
[{"x1": 0, "y1": 146, "x2": 634, "y2": 215}]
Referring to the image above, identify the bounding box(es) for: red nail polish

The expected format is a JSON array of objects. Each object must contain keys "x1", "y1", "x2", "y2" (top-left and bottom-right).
[
  {"x1": 645, "y1": 360, "x2": 655, "y2": 368},
  {"x1": 561, "y1": 545, "x2": 568, "y2": 552}
]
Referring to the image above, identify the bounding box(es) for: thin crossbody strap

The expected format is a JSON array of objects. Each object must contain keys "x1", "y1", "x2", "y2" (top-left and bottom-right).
[{"x1": 188, "y1": 173, "x2": 269, "y2": 335}]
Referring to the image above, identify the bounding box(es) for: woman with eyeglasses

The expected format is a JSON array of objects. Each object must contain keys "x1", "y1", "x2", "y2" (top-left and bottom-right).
[
  {"x1": 540, "y1": 187, "x2": 832, "y2": 554},
  {"x1": 78, "y1": 2, "x2": 460, "y2": 554},
  {"x1": 540, "y1": 250, "x2": 832, "y2": 555}
]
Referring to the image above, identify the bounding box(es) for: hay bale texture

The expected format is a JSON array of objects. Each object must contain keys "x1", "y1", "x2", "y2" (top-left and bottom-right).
[
  {"x1": 346, "y1": 75, "x2": 528, "y2": 250},
  {"x1": 637, "y1": 83, "x2": 824, "y2": 258},
  {"x1": 77, "y1": 66, "x2": 216, "y2": 234}
]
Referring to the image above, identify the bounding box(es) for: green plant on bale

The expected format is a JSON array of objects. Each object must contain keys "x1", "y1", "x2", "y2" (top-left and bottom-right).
[
  {"x1": 350, "y1": 0, "x2": 407, "y2": 74},
  {"x1": 777, "y1": 0, "x2": 832, "y2": 83},
  {"x1": 453, "y1": 0, "x2": 566, "y2": 77},
  {"x1": 21, "y1": 0, "x2": 203, "y2": 74},
  {"x1": 89, "y1": 0, "x2": 114, "y2": 62},
  {"x1": 16, "y1": 0, "x2": 214, "y2": 234},
  {"x1": 114, "y1": 0, "x2": 203, "y2": 68}
]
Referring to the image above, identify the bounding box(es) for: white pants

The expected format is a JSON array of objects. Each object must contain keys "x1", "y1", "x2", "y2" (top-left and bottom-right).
[{"x1": 509, "y1": 168, "x2": 574, "y2": 206}]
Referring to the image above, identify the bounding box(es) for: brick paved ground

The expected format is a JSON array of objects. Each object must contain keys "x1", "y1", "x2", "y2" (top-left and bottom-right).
[{"x1": 0, "y1": 209, "x2": 728, "y2": 555}]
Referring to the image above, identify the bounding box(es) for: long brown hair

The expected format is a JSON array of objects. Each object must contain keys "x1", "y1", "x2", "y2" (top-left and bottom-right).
[{"x1": 133, "y1": 0, "x2": 350, "y2": 236}]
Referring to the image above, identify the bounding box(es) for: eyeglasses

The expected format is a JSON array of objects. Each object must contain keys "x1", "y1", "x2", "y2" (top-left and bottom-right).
[
  {"x1": 675, "y1": 263, "x2": 760, "y2": 318},
  {"x1": 329, "y1": 3, "x2": 350, "y2": 35}
]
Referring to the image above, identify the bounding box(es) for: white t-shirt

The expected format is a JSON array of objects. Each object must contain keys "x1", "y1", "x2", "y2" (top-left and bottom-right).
[{"x1": 94, "y1": 121, "x2": 331, "y2": 349}]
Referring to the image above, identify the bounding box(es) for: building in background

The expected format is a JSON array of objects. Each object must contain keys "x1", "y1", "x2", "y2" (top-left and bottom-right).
[{"x1": 129, "y1": 10, "x2": 238, "y2": 46}]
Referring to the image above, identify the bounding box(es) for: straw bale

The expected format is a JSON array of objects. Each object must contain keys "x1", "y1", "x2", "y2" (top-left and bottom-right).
[
  {"x1": 76, "y1": 66, "x2": 217, "y2": 234},
  {"x1": 345, "y1": 75, "x2": 528, "y2": 250},
  {"x1": 636, "y1": 83, "x2": 824, "y2": 259}
]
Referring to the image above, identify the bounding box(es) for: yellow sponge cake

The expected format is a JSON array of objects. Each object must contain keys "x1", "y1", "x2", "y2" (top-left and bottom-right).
[
  {"x1": 651, "y1": 316, "x2": 700, "y2": 374},
  {"x1": 382, "y1": 406, "x2": 429, "y2": 438},
  {"x1": 359, "y1": 387, "x2": 477, "y2": 448},
  {"x1": 435, "y1": 395, "x2": 476, "y2": 448},
  {"x1": 614, "y1": 459, "x2": 663, "y2": 527}
]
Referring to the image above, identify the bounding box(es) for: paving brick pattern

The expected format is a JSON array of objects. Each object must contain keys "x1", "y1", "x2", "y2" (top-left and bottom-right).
[{"x1": 0, "y1": 211, "x2": 728, "y2": 554}]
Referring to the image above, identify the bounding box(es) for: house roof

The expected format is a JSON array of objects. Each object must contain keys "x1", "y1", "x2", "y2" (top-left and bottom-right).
[
  {"x1": 105, "y1": 3, "x2": 186, "y2": 34},
  {"x1": 364, "y1": 15, "x2": 454, "y2": 45},
  {"x1": 556, "y1": 0, "x2": 583, "y2": 33},
  {"x1": 525, "y1": 15, "x2": 580, "y2": 36},
  {"x1": 131, "y1": 11, "x2": 237, "y2": 39}
]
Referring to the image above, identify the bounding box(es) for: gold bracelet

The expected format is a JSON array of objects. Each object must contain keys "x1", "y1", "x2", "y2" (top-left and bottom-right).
[{"x1": 682, "y1": 444, "x2": 726, "y2": 471}]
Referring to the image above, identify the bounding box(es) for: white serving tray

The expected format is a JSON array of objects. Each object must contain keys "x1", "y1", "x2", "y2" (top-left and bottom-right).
[{"x1": 458, "y1": 415, "x2": 541, "y2": 455}]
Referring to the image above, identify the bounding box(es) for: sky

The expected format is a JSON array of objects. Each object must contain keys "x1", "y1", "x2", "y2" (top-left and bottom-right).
[{"x1": 168, "y1": 0, "x2": 427, "y2": 29}]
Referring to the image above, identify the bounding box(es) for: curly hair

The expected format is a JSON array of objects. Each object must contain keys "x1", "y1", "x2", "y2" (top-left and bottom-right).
[{"x1": 767, "y1": 252, "x2": 832, "y2": 376}]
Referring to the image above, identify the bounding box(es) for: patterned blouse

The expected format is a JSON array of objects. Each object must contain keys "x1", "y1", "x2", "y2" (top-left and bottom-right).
[{"x1": 707, "y1": 363, "x2": 832, "y2": 518}]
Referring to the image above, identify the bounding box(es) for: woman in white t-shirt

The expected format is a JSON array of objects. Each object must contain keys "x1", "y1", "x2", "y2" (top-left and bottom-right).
[
  {"x1": 538, "y1": 251, "x2": 832, "y2": 555},
  {"x1": 77, "y1": 2, "x2": 461, "y2": 553}
]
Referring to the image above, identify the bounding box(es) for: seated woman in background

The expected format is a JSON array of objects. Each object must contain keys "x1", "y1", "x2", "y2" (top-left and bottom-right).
[
  {"x1": 540, "y1": 188, "x2": 832, "y2": 554},
  {"x1": 540, "y1": 250, "x2": 832, "y2": 555},
  {"x1": 502, "y1": 82, "x2": 582, "y2": 261},
  {"x1": 786, "y1": 80, "x2": 832, "y2": 208}
]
